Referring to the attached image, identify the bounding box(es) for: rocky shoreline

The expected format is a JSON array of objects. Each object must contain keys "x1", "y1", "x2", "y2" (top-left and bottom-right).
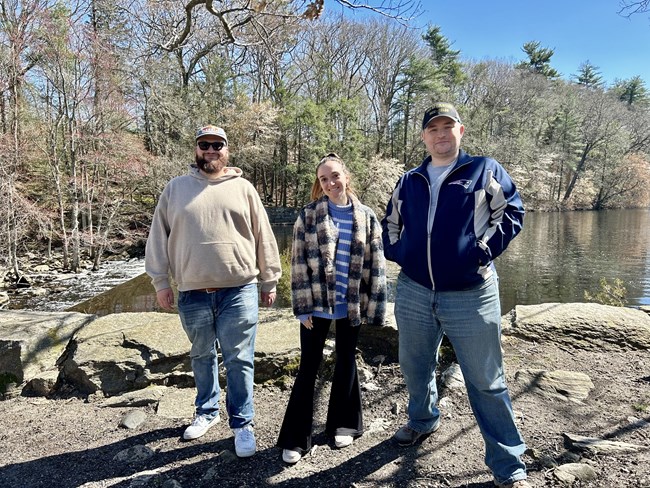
[{"x1": 1, "y1": 303, "x2": 649, "y2": 487}]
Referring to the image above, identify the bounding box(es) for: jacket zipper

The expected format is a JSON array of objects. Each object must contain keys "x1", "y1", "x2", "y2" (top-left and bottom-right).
[
  {"x1": 413, "y1": 157, "x2": 474, "y2": 290},
  {"x1": 414, "y1": 172, "x2": 435, "y2": 289}
]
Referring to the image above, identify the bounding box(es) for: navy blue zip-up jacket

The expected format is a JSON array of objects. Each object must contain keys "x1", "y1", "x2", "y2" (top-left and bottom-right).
[{"x1": 382, "y1": 149, "x2": 525, "y2": 291}]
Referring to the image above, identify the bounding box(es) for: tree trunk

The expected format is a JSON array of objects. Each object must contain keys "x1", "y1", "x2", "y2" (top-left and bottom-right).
[{"x1": 562, "y1": 143, "x2": 593, "y2": 203}]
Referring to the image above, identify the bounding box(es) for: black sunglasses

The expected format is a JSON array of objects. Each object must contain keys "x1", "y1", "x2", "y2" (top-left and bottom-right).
[{"x1": 197, "y1": 141, "x2": 225, "y2": 151}]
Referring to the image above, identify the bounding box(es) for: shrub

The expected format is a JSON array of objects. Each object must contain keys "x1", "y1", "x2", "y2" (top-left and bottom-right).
[
  {"x1": 276, "y1": 247, "x2": 292, "y2": 307},
  {"x1": 584, "y1": 277, "x2": 627, "y2": 307}
]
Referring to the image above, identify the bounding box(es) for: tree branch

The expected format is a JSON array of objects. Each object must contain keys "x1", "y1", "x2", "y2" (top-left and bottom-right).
[
  {"x1": 618, "y1": 0, "x2": 650, "y2": 17},
  {"x1": 160, "y1": 0, "x2": 205, "y2": 51},
  {"x1": 335, "y1": 0, "x2": 422, "y2": 23},
  {"x1": 160, "y1": 0, "x2": 422, "y2": 52}
]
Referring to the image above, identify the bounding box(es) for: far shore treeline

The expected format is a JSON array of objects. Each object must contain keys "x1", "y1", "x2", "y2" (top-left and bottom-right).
[{"x1": 1, "y1": 1, "x2": 649, "y2": 280}]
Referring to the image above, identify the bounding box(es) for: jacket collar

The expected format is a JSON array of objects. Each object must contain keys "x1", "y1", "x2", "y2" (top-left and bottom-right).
[{"x1": 415, "y1": 149, "x2": 471, "y2": 176}]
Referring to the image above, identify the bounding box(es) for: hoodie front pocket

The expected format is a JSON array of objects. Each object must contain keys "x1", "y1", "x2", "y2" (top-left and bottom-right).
[{"x1": 181, "y1": 242, "x2": 252, "y2": 281}]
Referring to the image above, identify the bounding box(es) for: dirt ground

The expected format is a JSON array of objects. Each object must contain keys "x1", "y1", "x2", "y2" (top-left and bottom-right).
[{"x1": 1, "y1": 335, "x2": 649, "y2": 488}]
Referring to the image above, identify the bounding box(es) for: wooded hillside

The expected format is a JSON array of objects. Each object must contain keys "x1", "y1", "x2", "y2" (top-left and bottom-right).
[{"x1": 1, "y1": 0, "x2": 649, "y2": 278}]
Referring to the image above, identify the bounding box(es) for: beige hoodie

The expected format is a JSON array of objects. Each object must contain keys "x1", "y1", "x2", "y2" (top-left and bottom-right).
[{"x1": 145, "y1": 165, "x2": 281, "y2": 293}]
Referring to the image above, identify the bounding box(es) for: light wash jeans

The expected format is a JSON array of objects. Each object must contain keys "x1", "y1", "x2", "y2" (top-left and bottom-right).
[
  {"x1": 394, "y1": 271, "x2": 527, "y2": 485},
  {"x1": 177, "y1": 284, "x2": 258, "y2": 429}
]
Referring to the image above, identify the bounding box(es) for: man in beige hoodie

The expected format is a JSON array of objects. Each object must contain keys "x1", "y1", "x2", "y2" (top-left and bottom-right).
[{"x1": 145, "y1": 125, "x2": 281, "y2": 458}]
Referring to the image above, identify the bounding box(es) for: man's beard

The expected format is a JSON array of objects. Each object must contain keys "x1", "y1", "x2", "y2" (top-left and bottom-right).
[{"x1": 195, "y1": 155, "x2": 226, "y2": 174}]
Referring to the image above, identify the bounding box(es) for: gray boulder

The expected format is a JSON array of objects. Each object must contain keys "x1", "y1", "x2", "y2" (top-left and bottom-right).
[
  {"x1": 59, "y1": 312, "x2": 193, "y2": 395},
  {"x1": 514, "y1": 369, "x2": 594, "y2": 403},
  {"x1": 0, "y1": 310, "x2": 94, "y2": 395},
  {"x1": 563, "y1": 433, "x2": 647, "y2": 454},
  {"x1": 4, "y1": 301, "x2": 648, "y2": 400},
  {"x1": 0, "y1": 303, "x2": 395, "y2": 398},
  {"x1": 553, "y1": 463, "x2": 598, "y2": 484},
  {"x1": 57, "y1": 308, "x2": 310, "y2": 396},
  {"x1": 502, "y1": 303, "x2": 650, "y2": 350}
]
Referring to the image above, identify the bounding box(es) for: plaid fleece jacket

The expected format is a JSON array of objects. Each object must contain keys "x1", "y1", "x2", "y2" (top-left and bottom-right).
[{"x1": 291, "y1": 196, "x2": 387, "y2": 326}]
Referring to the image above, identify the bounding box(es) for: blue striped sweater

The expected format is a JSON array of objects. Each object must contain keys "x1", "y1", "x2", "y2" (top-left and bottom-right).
[{"x1": 291, "y1": 195, "x2": 387, "y2": 326}]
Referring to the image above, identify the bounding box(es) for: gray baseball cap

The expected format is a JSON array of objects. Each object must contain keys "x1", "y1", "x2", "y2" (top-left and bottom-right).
[{"x1": 195, "y1": 125, "x2": 228, "y2": 145}]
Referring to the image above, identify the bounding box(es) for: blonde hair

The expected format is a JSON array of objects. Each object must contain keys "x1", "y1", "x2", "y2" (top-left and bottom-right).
[{"x1": 310, "y1": 152, "x2": 357, "y2": 201}]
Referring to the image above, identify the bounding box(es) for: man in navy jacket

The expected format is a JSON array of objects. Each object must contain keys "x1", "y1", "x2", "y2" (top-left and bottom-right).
[{"x1": 382, "y1": 103, "x2": 530, "y2": 488}]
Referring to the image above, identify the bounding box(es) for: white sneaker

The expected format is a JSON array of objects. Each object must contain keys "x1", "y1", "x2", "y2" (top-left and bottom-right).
[
  {"x1": 183, "y1": 414, "x2": 220, "y2": 440},
  {"x1": 334, "y1": 435, "x2": 353, "y2": 448},
  {"x1": 282, "y1": 448, "x2": 302, "y2": 464},
  {"x1": 233, "y1": 424, "x2": 256, "y2": 457}
]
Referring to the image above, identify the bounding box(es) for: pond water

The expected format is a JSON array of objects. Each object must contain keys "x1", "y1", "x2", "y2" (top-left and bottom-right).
[
  {"x1": 65, "y1": 208, "x2": 650, "y2": 316},
  {"x1": 498, "y1": 208, "x2": 650, "y2": 310}
]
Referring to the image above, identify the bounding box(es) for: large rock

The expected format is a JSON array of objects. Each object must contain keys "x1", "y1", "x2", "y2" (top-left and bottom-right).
[
  {"x1": 5, "y1": 302, "x2": 647, "y2": 399},
  {"x1": 58, "y1": 309, "x2": 307, "y2": 396},
  {"x1": 58, "y1": 306, "x2": 396, "y2": 397},
  {"x1": 502, "y1": 303, "x2": 650, "y2": 350},
  {"x1": 514, "y1": 369, "x2": 594, "y2": 403},
  {"x1": 59, "y1": 312, "x2": 193, "y2": 395},
  {"x1": 252, "y1": 308, "x2": 300, "y2": 383},
  {"x1": 563, "y1": 433, "x2": 646, "y2": 454},
  {"x1": 0, "y1": 310, "x2": 94, "y2": 395}
]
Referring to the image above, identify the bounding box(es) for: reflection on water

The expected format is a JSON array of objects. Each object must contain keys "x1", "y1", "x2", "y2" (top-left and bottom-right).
[
  {"x1": 69, "y1": 209, "x2": 650, "y2": 316},
  {"x1": 496, "y1": 208, "x2": 650, "y2": 312}
]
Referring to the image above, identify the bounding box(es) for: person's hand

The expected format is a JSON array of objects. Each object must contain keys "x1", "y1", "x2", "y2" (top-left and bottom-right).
[
  {"x1": 301, "y1": 316, "x2": 313, "y2": 330},
  {"x1": 261, "y1": 291, "x2": 276, "y2": 308},
  {"x1": 156, "y1": 288, "x2": 174, "y2": 310}
]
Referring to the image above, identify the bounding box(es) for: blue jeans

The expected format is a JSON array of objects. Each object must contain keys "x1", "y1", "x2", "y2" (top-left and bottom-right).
[
  {"x1": 177, "y1": 284, "x2": 258, "y2": 429},
  {"x1": 394, "y1": 271, "x2": 527, "y2": 485}
]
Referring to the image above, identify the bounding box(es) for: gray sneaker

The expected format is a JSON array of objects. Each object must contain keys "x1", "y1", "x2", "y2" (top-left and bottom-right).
[
  {"x1": 494, "y1": 480, "x2": 533, "y2": 488},
  {"x1": 183, "y1": 413, "x2": 220, "y2": 440},
  {"x1": 393, "y1": 421, "x2": 440, "y2": 446}
]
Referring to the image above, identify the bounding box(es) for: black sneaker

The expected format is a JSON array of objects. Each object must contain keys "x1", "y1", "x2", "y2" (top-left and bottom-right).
[{"x1": 393, "y1": 421, "x2": 440, "y2": 446}]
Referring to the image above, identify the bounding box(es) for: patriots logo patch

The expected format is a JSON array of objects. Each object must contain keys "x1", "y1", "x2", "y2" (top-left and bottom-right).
[{"x1": 448, "y1": 179, "x2": 472, "y2": 189}]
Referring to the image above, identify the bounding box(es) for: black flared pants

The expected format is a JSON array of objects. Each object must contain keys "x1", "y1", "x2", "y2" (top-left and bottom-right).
[{"x1": 277, "y1": 316, "x2": 363, "y2": 453}]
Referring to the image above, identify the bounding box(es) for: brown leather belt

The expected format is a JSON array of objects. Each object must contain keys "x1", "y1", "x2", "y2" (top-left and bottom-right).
[{"x1": 193, "y1": 288, "x2": 221, "y2": 293}]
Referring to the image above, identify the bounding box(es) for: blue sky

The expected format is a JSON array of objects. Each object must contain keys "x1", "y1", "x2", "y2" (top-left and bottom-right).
[{"x1": 331, "y1": 0, "x2": 650, "y2": 86}]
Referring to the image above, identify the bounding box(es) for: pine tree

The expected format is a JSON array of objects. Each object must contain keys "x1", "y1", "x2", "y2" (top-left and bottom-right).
[
  {"x1": 515, "y1": 41, "x2": 560, "y2": 79},
  {"x1": 611, "y1": 76, "x2": 649, "y2": 106},
  {"x1": 422, "y1": 25, "x2": 465, "y2": 88},
  {"x1": 574, "y1": 61, "x2": 604, "y2": 88}
]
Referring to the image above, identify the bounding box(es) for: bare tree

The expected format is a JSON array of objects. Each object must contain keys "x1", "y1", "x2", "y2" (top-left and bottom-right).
[
  {"x1": 360, "y1": 19, "x2": 421, "y2": 155},
  {"x1": 334, "y1": 0, "x2": 421, "y2": 21},
  {"x1": 223, "y1": 100, "x2": 280, "y2": 200},
  {"x1": 145, "y1": 0, "x2": 421, "y2": 52},
  {"x1": 355, "y1": 154, "x2": 404, "y2": 217},
  {"x1": 624, "y1": 105, "x2": 650, "y2": 155},
  {"x1": 36, "y1": 0, "x2": 119, "y2": 271},
  {"x1": 562, "y1": 90, "x2": 625, "y2": 204},
  {"x1": 0, "y1": 0, "x2": 52, "y2": 280}
]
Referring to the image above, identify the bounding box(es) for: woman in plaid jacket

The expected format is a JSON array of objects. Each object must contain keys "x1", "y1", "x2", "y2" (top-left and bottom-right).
[{"x1": 277, "y1": 153, "x2": 386, "y2": 464}]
